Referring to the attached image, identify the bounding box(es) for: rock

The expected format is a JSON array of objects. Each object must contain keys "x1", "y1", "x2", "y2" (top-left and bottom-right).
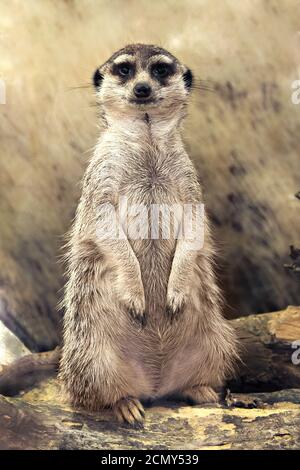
[{"x1": 0, "y1": 320, "x2": 30, "y2": 367}]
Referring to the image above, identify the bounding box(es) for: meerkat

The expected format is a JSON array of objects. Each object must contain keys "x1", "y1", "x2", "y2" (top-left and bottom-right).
[{"x1": 59, "y1": 44, "x2": 238, "y2": 425}]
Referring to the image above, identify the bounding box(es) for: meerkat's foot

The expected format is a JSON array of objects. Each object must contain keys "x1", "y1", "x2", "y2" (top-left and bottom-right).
[
  {"x1": 114, "y1": 396, "x2": 145, "y2": 426},
  {"x1": 181, "y1": 385, "x2": 219, "y2": 405}
]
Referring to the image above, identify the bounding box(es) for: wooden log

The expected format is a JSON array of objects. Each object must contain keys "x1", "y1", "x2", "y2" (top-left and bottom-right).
[
  {"x1": 0, "y1": 306, "x2": 300, "y2": 449},
  {"x1": 0, "y1": 347, "x2": 60, "y2": 396},
  {"x1": 230, "y1": 305, "x2": 300, "y2": 391},
  {"x1": 0, "y1": 385, "x2": 299, "y2": 450}
]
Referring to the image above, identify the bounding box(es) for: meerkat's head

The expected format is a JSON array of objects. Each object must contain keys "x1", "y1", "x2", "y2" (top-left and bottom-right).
[{"x1": 93, "y1": 44, "x2": 193, "y2": 122}]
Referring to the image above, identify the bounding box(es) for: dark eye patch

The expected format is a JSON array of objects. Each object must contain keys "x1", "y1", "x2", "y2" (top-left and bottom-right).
[
  {"x1": 112, "y1": 62, "x2": 135, "y2": 80},
  {"x1": 151, "y1": 62, "x2": 175, "y2": 83}
]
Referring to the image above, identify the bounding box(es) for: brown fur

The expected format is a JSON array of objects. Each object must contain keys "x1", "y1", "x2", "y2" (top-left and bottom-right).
[{"x1": 59, "y1": 44, "x2": 238, "y2": 424}]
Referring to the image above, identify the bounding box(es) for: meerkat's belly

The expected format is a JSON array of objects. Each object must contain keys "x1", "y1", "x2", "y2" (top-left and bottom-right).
[
  {"x1": 133, "y1": 238, "x2": 174, "y2": 316},
  {"x1": 120, "y1": 183, "x2": 190, "y2": 395},
  {"x1": 126, "y1": 238, "x2": 177, "y2": 397}
]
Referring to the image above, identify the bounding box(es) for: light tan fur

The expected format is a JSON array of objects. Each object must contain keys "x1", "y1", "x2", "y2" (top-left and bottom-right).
[{"x1": 59, "y1": 44, "x2": 238, "y2": 424}]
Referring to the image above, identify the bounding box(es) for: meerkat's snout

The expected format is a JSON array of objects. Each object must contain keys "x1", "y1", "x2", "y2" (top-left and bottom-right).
[{"x1": 133, "y1": 82, "x2": 152, "y2": 99}]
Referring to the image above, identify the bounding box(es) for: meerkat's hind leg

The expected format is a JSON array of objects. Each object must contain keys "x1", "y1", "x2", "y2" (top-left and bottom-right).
[
  {"x1": 180, "y1": 385, "x2": 220, "y2": 405},
  {"x1": 114, "y1": 396, "x2": 145, "y2": 427}
]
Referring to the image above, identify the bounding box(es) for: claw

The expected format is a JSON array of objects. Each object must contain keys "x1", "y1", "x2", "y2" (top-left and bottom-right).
[
  {"x1": 128, "y1": 307, "x2": 147, "y2": 327},
  {"x1": 166, "y1": 295, "x2": 185, "y2": 321},
  {"x1": 114, "y1": 397, "x2": 145, "y2": 427}
]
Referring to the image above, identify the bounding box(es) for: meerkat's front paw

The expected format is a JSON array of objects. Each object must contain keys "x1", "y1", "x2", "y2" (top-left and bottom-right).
[
  {"x1": 114, "y1": 396, "x2": 145, "y2": 427},
  {"x1": 166, "y1": 289, "x2": 186, "y2": 320},
  {"x1": 127, "y1": 300, "x2": 147, "y2": 327},
  {"x1": 122, "y1": 291, "x2": 147, "y2": 327}
]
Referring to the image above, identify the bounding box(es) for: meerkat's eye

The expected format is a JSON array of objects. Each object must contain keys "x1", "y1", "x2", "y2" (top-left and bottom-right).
[
  {"x1": 117, "y1": 62, "x2": 132, "y2": 77},
  {"x1": 152, "y1": 63, "x2": 172, "y2": 79}
]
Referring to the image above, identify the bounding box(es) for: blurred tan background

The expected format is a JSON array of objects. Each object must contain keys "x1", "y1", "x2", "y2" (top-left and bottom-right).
[{"x1": 0, "y1": 0, "x2": 299, "y2": 351}]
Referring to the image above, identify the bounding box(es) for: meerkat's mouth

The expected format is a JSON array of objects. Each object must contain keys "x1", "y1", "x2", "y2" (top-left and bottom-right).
[
  {"x1": 119, "y1": 96, "x2": 160, "y2": 109},
  {"x1": 130, "y1": 98, "x2": 156, "y2": 105}
]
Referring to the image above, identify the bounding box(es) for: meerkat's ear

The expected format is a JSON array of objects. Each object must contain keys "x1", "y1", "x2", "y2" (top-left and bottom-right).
[
  {"x1": 183, "y1": 68, "x2": 193, "y2": 90},
  {"x1": 93, "y1": 68, "x2": 104, "y2": 89}
]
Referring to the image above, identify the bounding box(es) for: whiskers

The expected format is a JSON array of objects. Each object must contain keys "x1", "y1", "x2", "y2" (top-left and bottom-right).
[
  {"x1": 188, "y1": 78, "x2": 219, "y2": 108},
  {"x1": 66, "y1": 78, "x2": 218, "y2": 114},
  {"x1": 192, "y1": 79, "x2": 216, "y2": 94},
  {"x1": 66, "y1": 83, "x2": 92, "y2": 92}
]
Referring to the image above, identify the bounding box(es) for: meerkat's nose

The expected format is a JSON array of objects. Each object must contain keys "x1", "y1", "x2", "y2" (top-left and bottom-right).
[{"x1": 134, "y1": 82, "x2": 152, "y2": 98}]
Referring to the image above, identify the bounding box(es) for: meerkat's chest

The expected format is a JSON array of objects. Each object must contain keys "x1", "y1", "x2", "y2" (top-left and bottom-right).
[
  {"x1": 118, "y1": 150, "x2": 181, "y2": 286},
  {"x1": 119, "y1": 151, "x2": 182, "y2": 206}
]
